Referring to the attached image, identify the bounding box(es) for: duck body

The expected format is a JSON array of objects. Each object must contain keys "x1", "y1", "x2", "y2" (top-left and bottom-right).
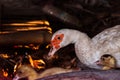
[
  {"x1": 39, "y1": 67, "x2": 76, "y2": 78},
  {"x1": 48, "y1": 25, "x2": 120, "y2": 69},
  {"x1": 13, "y1": 65, "x2": 75, "y2": 80}
]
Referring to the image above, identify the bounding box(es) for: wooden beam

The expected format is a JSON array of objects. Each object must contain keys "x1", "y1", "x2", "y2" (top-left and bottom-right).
[
  {"x1": 0, "y1": 30, "x2": 52, "y2": 46},
  {"x1": 38, "y1": 70, "x2": 120, "y2": 80}
]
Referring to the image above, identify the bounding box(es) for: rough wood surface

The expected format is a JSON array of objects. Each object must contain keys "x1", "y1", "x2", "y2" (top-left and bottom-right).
[
  {"x1": 0, "y1": 30, "x2": 51, "y2": 45},
  {"x1": 37, "y1": 69, "x2": 120, "y2": 80}
]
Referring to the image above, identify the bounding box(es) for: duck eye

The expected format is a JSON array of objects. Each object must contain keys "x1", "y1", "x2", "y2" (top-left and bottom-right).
[
  {"x1": 101, "y1": 57, "x2": 105, "y2": 61},
  {"x1": 57, "y1": 36, "x2": 61, "y2": 40},
  {"x1": 18, "y1": 71, "x2": 23, "y2": 74}
]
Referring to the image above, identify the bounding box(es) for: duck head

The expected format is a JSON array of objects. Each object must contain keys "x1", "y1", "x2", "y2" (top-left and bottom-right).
[
  {"x1": 13, "y1": 65, "x2": 37, "y2": 80},
  {"x1": 13, "y1": 65, "x2": 30, "y2": 80},
  {"x1": 48, "y1": 29, "x2": 78, "y2": 57}
]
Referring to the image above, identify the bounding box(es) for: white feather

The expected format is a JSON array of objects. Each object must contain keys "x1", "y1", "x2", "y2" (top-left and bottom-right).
[{"x1": 49, "y1": 25, "x2": 120, "y2": 69}]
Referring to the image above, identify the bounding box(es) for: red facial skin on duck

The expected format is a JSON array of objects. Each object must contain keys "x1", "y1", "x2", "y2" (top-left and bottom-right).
[{"x1": 48, "y1": 34, "x2": 64, "y2": 57}]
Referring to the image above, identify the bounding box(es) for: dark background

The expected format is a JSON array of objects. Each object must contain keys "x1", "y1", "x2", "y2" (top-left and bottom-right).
[{"x1": 1, "y1": 0, "x2": 120, "y2": 37}]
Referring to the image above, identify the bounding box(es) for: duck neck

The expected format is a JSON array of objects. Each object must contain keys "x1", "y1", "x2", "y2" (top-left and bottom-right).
[
  {"x1": 74, "y1": 32, "x2": 98, "y2": 66},
  {"x1": 28, "y1": 69, "x2": 38, "y2": 80}
]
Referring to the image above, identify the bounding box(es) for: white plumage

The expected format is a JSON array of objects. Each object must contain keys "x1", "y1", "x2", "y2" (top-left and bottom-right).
[{"x1": 48, "y1": 25, "x2": 120, "y2": 69}]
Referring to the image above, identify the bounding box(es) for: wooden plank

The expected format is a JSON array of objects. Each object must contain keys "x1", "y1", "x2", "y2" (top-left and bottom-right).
[
  {"x1": 38, "y1": 69, "x2": 120, "y2": 80},
  {"x1": 0, "y1": 30, "x2": 52, "y2": 46}
]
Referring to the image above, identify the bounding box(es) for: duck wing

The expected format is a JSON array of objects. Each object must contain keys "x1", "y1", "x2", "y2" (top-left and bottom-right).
[{"x1": 92, "y1": 25, "x2": 120, "y2": 55}]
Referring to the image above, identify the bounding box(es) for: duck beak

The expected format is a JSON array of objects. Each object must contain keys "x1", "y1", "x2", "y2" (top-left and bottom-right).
[
  {"x1": 48, "y1": 47, "x2": 58, "y2": 57},
  {"x1": 13, "y1": 75, "x2": 20, "y2": 80},
  {"x1": 95, "y1": 60, "x2": 101, "y2": 65}
]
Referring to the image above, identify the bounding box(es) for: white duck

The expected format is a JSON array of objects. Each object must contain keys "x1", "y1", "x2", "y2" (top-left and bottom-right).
[{"x1": 48, "y1": 25, "x2": 120, "y2": 69}]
